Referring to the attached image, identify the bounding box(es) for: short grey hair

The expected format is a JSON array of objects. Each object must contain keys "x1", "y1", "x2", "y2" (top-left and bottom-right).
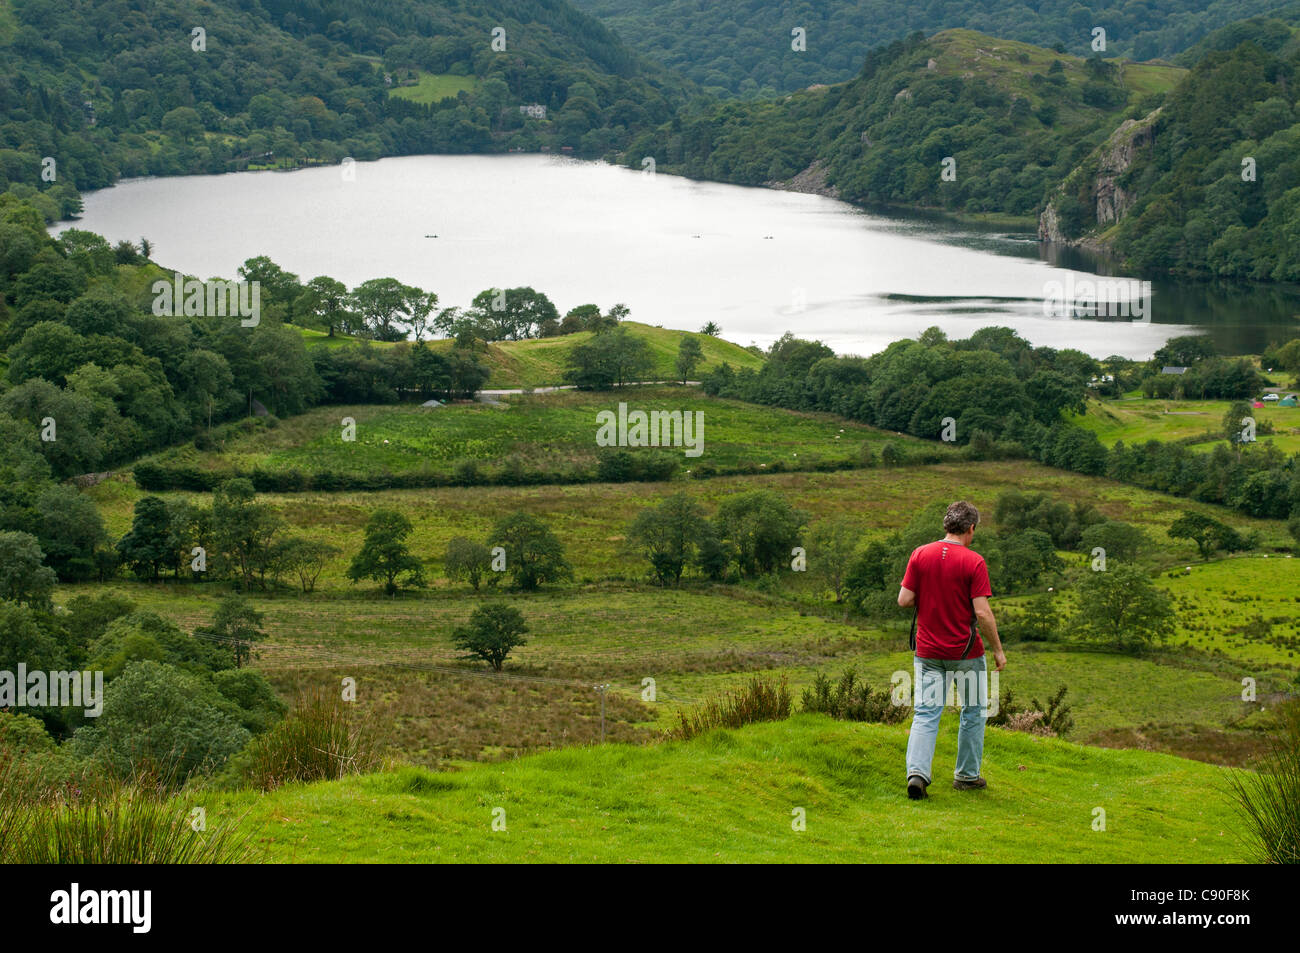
[{"x1": 943, "y1": 501, "x2": 980, "y2": 535}]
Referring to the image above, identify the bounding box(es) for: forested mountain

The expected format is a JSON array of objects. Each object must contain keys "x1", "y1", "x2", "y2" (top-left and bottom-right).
[
  {"x1": 573, "y1": 0, "x2": 1291, "y2": 95},
  {"x1": 7, "y1": 0, "x2": 1300, "y2": 281},
  {"x1": 1045, "y1": 13, "x2": 1300, "y2": 279},
  {"x1": 623, "y1": 29, "x2": 1184, "y2": 219},
  {"x1": 0, "y1": 0, "x2": 688, "y2": 213}
]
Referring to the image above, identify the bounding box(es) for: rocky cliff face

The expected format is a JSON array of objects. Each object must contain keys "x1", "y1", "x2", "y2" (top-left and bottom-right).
[
  {"x1": 765, "y1": 158, "x2": 841, "y2": 199},
  {"x1": 1039, "y1": 107, "x2": 1160, "y2": 245},
  {"x1": 1039, "y1": 201, "x2": 1065, "y2": 243}
]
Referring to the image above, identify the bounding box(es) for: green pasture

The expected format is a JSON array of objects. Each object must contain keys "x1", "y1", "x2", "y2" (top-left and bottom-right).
[
  {"x1": 1072, "y1": 397, "x2": 1300, "y2": 454},
  {"x1": 387, "y1": 72, "x2": 477, "y2": 104},
  {"x1": 131, "y1": 386, "x2": 946, "y2": 484},
  {"x1": 207, "y1": 715, "x2": 1248, "y2": 863}
]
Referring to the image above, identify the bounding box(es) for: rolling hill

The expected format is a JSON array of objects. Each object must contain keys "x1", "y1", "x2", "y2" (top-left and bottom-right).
[
  {"x1": 213, "y1": 715, "x2": 1250, "y2": 862},
  {"x1": 624, "y1": 29, "x2": 1186, "y2": 222},
  {"x1": 574, "y1": 0, "x2": 1291, "y2": 96},
  {"x1": 297, "y1": 320, "x2": 764, "y2": 388},
  {"x1": 0, "y1": 0, "x2": 688, "y2": 208}
]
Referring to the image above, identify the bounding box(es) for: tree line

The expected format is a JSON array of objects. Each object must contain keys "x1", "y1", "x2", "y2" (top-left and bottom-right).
[
  {"x1": 700, "y1": 326, "x2": 1300, "y2": 522},
  {"x1": 574, "y1": 0, "x2": 1273, "y2": 96},
  {"x1": 0, "y1": 0, "x2": 686, "y2": 209}
]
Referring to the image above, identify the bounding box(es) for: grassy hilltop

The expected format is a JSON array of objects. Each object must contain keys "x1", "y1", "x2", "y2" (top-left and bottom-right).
[
  {"x1": 297, "y1": 321, "x2": 764, "y2": 389},
  {"x1": 211, "y1": 716, "x2": 1246, "y2": 863}
]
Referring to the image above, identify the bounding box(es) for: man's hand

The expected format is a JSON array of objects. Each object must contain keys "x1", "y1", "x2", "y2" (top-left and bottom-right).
[{"x1": 992, "y1": 649, "x2": 1007, "y2": 672}]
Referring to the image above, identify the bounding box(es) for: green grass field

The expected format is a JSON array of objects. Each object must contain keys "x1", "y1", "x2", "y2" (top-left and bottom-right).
[
  {"x1": 1072, "y1": 397, "x2": 1300, "y2": 454},
  {"x1": 387, "y1": 72, "x2": 477, "y2": 104},
  {"x1": 468, "y1": 323, "x2": 766, "y2": 389},
  {"x1": 75, "y1": 450, "x2": 1297, "y2": 772},
  {"x1": 207, "y1": 716, "x2": 1249, "y2": 863},
  {"x1": 63, "y1": 568, "x2": 1280, "y2": 770},
  {"x1": 91, "y1": 458, "x2": 1293, "y2": 580},
  {"x1": 1165, "y1": 557, "x2": 1300, "y2": 666},
  {"x1": 133, "y1": 386, "x2": 944, "y2": 485}
]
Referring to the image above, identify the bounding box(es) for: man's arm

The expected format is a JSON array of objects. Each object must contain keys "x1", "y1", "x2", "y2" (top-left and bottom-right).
[
  {"x1": 898, "y1": 586, "x2": 915, "y2": 608},
  {"x1": 972, "y1": 595, "x2": 1006, "y2": 671}
]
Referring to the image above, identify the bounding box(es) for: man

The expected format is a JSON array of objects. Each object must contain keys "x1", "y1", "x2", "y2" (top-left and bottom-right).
[{"x1": 897, "y1": 500, "x2": 1006, "y2": 800}]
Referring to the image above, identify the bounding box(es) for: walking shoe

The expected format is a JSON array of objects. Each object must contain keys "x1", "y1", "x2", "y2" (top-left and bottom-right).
[
  {"x1": 907, "y1": 775, "x2": 929, "y2": 800},
  {"x1": 952, "y1": 776, "x2": 987, "y2": 790}
]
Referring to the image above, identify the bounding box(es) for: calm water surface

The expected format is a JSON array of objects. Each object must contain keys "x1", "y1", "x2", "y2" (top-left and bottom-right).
[{"x1": 60, "y1": 154, "x2": 1300, "y2": 359}]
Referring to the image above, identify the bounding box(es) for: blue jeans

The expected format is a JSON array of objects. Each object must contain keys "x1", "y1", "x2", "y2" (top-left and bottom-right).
[{"x1": 906, "y1": 655, "x2": 988, "y2": 784}]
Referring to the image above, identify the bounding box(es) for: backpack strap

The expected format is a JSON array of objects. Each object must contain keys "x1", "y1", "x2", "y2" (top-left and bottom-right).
[{"x1": 960, "y1": 600, "x2": 979, "y2": 659}]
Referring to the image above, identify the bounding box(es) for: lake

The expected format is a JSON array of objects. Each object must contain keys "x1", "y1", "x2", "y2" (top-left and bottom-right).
[{"x1": 58, "y1": 154, "x2": 1300, "y2": 359}]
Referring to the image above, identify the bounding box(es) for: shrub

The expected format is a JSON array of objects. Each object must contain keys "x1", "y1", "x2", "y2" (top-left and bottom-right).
[
  {"x1": 88, "y1": 610, "x2": 228, "y2": 681},
  {"x1": 5, "y1": 780, "x2": 255, "y2": 863},
  {"x1": 596, "y1": 449, "x2": 679, "y2": 482},
  {"x1": 990, "y1": 685, "x2": 1074, "y2": 737},
  {"x1": 1003, "y1": 711, "x2": 1054, "y2": 736},
  {"x1": 1079, "y1": 520, "x2": 1149, "y2": 561},
  {"x1": 0, "y1": 716, "x2": 77, "y2": 851},
  {"x1": 800, "y1": 668, "x2": 908, "y2": 724},
  {"x1": 0, "y1": 752, "x2": 32, "y2": 853},
  {"x1": 452, "y1": 458, "x2": 481, "y2": 485},
  {"x1": 71, "y1": 661, "x2": 250, "y2": 783},
  {"x1": 1228, "y1": 701, "x2": 1300, "y2": 864},
  {"x1": 880, "y1": 442, "x2": 907, "y2": 466},
  {"x1": 0, "y1": 711, "x2": 58, "y2": 756},
  {"x1": 212, "y1": 669, "x2": 288, "y2": 734},
  {"x1": 671, "y1": 675, "x2": 791, "y2": 740},
  {"x1": 132, "y1": 462, "x2": 221, "y2": 491},
  {"x1": 234, "y1": 691, "x2": 381, "y2": 792}
]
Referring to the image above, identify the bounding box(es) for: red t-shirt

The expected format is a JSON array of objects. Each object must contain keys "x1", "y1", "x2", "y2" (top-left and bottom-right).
[{"x1": 901, "y1": 540, "x2": 992, "y2": 659}]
